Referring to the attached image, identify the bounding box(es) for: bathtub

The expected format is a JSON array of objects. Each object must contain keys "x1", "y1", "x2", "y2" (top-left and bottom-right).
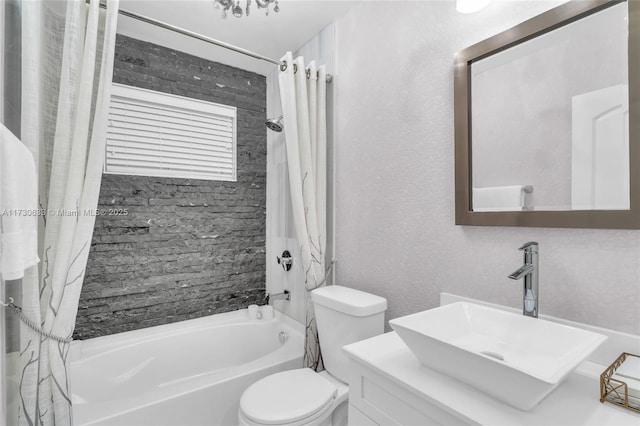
[{"x1": 70, "y1": 309, "x2": 304, "y2": 426}]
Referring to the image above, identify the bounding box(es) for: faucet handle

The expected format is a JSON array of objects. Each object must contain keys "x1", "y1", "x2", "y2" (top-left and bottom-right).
[{"x1": 518, "y1": 241, "x2": 538, "y2": 252}]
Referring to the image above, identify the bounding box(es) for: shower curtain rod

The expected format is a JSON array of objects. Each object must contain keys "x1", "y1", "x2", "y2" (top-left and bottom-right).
[{"x1": 97, "y1": 2, "x2": 333, "y2": 82}]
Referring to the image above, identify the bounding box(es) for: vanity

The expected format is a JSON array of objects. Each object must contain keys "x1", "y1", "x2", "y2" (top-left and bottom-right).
[{"x1": 343, "y1": 295, "x2": 640, "y2": 426}]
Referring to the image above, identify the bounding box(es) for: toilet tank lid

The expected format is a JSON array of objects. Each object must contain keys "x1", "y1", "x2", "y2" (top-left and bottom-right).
[{"x1": 311, "y1": 285, "x2": 387, "y2": 317}]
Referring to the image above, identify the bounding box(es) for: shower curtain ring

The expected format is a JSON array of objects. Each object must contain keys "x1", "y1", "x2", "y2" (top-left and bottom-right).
[
  {"x1": 280, "y1": 61, "x2": 287, "y2": 72},
  {"x1": 305, "y1": 68, "x2": 311, "y2": 79},
  {"x1": 293, "y1": 63, "x2": 298, "y2": 73}
]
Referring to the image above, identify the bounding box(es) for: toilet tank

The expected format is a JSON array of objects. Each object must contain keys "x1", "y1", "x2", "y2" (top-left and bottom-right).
[{"x1": 310, "y1": 286, "x2": 387, "y2": 383}]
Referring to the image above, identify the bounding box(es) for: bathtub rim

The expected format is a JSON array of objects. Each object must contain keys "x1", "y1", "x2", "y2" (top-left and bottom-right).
[{"x1": 70, "y1": 307, "x2": 304, "y2": 362}]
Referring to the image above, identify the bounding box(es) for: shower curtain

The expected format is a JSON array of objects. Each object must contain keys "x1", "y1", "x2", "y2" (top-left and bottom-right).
[
  {"x1": 11, "y1": 1, "x2": 119, "y2": 425},
  {"x1": 278, "y1": 52, "x2": 327, "y2": 370}
]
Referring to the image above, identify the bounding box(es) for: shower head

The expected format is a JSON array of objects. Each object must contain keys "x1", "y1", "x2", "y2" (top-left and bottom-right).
[{"x1": 265, "y1": 115, "x2": 284, "y2": 132}]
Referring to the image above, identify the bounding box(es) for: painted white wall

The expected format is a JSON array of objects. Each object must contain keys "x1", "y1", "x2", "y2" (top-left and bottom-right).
[
  {"x1": 333, "y1": 1, "x2": 640, "y2": 335},
  {"x1": 266, "y1": 24, "x2": 336, "y2": 323}
]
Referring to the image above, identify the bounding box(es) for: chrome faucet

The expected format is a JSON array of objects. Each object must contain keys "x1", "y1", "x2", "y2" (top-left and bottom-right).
[
  {"x1": 508, "y1": 242, "x2": 539, "y2": 318},
  {"x1": 266, "y1": 290, "x2": 290, "y2": 305}
]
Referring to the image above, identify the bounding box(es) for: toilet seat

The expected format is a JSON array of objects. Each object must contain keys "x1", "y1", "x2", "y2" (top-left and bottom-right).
[{"x1": 239, "y1": 368, "x2": 337, "y2": 426}]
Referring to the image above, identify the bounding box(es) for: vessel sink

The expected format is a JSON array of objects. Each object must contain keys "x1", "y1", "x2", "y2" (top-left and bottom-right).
[{"x1": 389, "y1": 302, "x2": 607, "y2": 410}]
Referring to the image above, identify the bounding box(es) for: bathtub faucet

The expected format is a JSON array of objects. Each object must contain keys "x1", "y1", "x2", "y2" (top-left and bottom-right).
[{"x1": 266, "y1": 290, "x2": 290, "y2": 305}]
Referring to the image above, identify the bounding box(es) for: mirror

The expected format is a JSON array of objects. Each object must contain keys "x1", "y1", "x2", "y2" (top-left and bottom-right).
[{"x1": 455, "y1": 0, "x2": 640, "y2": 228}]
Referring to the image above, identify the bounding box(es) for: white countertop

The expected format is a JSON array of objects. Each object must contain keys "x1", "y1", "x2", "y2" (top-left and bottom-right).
[{"x1": 344, "y1": 332, "x2": 640, "y2": 426}]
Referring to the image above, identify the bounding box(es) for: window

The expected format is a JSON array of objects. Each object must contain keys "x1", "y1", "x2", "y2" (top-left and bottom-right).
[{"x1": 105, "y1": 83, "x2": 237, "y2": 181}]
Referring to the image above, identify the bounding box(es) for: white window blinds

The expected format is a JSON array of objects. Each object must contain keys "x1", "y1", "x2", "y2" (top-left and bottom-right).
[{"x1": 105, "y1": 83, "x2": 237, "y2": 181}]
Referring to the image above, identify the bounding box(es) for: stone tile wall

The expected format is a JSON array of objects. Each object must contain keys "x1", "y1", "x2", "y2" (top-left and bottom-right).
[{"x1": 74, "y1": 35, "x2": 267, "y2": 339}]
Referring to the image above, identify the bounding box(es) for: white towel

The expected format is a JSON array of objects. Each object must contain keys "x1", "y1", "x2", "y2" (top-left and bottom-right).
[
  {"x1": 0, "y1": 124, "x2": 40, "y2": 280},
  {"x1": 612, "y1": 357, "x2": 640, "y2": 399},
  {"x1": 612, "y1": 374, "x2": 640, "y2": 400},
  {"x1": 473, "y1": 185, "x2": 533, "y2": 212},
  {"x1": 615, "y1": 356, "x2": 640, "y2": 383}
]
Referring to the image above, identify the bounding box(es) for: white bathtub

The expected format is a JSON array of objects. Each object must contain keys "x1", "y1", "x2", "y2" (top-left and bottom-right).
[{"x1": 70, "y1": 309, "x2": 304, "y2": 426}]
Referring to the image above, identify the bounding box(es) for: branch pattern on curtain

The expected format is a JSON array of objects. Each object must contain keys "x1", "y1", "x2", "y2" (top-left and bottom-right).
[
  {"x1": 15, "y1": 1, "x2": 119, "y2": 425},
  {"x1": 278, "y1": 52, "x2": 327, "y2": 370}
]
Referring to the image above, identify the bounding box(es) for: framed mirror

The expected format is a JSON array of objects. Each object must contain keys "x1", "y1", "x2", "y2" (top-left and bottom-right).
[{"x1": 454, "y1": 0, "x2": 640, "y2": 228}]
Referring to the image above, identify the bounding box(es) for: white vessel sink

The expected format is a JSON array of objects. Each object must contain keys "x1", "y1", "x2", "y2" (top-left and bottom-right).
[{"x1": 389, "y1": 302, "x2": 607, "y2": 410}]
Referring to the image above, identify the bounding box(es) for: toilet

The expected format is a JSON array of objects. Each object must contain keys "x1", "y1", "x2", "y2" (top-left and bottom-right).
[{"x1": 238, "y1": 285, "x2": 387, "y2": 426}]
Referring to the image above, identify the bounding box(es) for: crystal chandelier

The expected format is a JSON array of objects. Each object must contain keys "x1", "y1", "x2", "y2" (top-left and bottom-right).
[{"x1": 214, "y1": 0, "x2": 280, "y2": 19}]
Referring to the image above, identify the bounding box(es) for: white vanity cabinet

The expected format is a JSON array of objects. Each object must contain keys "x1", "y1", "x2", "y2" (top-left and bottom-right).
[
  {"x1": 347, "y1": 360, "x2": 468, "y2": 426},
  {"x1": 344, "y1": 332, "x2": 639, "y2": 426}
]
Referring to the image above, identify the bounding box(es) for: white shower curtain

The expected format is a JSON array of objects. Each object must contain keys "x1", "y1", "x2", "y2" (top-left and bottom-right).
[
  {"x1": 12, "y1": 1, "x2": 119, "y2": 425},
  {"x1": 278, "y1": 52, "x2": 327, "y2": 370}
]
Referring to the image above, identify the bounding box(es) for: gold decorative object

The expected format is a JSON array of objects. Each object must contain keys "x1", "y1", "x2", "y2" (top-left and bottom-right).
[{"x1": 600, "y1": 352, "x2": 640, "y2": 414}]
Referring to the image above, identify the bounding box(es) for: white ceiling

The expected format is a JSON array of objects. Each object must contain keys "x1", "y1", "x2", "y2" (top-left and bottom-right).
[{"x1": 117, "y1": 0, "x2": 360, "y2": 76}]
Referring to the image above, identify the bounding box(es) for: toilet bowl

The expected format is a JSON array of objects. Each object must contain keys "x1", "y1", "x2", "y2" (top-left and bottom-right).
[
  {"x1": 239, "y1": 369, "x2": 348, "y2": 426},
  {"x1": 238, "y1": 286, "x2": 387, "y2": 426}
]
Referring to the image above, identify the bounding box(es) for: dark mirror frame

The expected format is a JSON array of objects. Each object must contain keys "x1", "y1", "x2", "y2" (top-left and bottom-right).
[{"x1": 454, "y1": 0, "x2": 640, "y2": 229}]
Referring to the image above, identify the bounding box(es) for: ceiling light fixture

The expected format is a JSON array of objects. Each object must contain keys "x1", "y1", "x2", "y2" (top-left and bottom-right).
[
  {"x1": 214, "y1": 0, "x2": 280, "y2": 19},
  {"x1": 456, "y1": 0, "x2": 489, "y2": 14}
]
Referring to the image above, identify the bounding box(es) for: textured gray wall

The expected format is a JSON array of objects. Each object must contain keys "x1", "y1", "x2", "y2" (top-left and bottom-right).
[
  {"x1": 334, "y1": 1, "x2": 640, "y2": 335},
  {"x1": 74, "y1": 35, "x2": 267, "y2": 339},
  {"x1": 2, "y1": 0, "x2": 21, "y2": 137},
  {"x1": 3, "y1": 0, "x2": 23, "y2": 355}
]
